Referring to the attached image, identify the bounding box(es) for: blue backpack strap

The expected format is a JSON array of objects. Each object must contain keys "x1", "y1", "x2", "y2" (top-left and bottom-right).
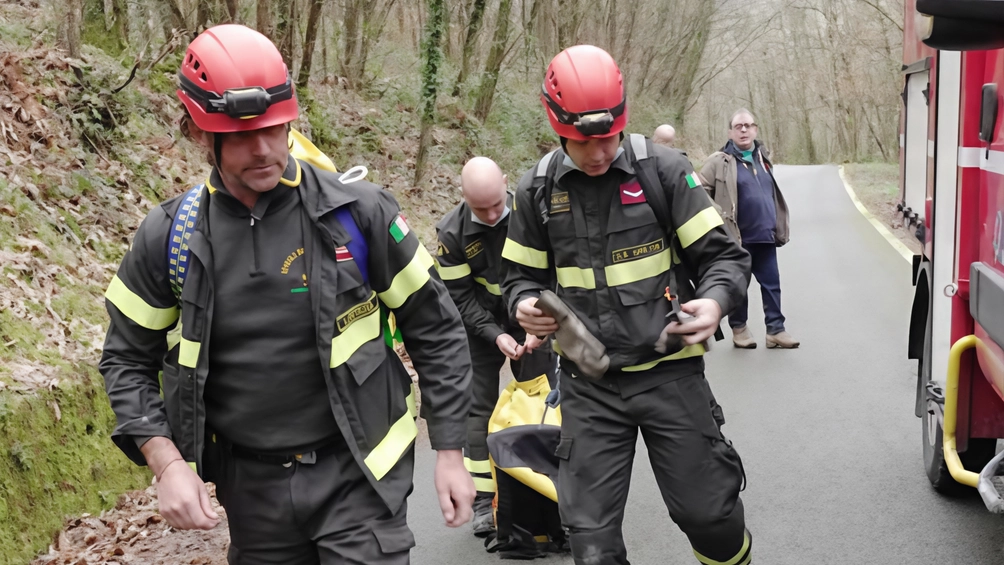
[
  {"x1": 332, "y1": 204, "x2": 402, "y2": 347},
  {"x1": 333, "y1": 205, "x2": 368, "y2": 283},
  {"x1": 168, "y1": 184, "x2": 206, "y2": 301}
]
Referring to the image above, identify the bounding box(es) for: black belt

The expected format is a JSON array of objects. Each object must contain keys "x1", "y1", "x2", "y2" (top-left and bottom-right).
[{"x1": 228, "y1": 440, "x2": 342, "y2": 466}]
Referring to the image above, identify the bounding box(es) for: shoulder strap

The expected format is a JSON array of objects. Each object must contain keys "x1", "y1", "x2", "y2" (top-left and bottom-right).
[
  {"x1": 626, "y1": 133, "x2": 671, "y2": 231},
  {"x1": 168, "y1": 184, "x2": 206, "y2": 301},
  {"x1": 333, "y1": 205, "x2": 369, "y2": 284},
  {"x1": 532, "y1": 149, "x2": 560, "y2": 225}
]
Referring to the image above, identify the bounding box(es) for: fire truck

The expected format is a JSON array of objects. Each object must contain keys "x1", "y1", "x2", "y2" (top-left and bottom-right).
[{"x1": 901, "y1": 0, "x2": 1004, "y2": 511}]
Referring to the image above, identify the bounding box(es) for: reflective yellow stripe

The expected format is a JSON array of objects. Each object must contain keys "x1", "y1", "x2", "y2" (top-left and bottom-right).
[
  {"x1": 677, "y1": 207, "x2": 724, "y2": 249},
  {"x1": 105, "y1": 275, "x2": 179, "y2": 330},
  {"x1": 604, "y1": 249, "x2": 672, "y2": 287},
  {"x1": 179, "y1": 338, "x2": 201, "y2": 368},
  {"x1": 474, "y1": 277, "x2": 502, "y2": 296},
  {"x1": 364, "y1": 391, "x2": 419, "y2": 480},
  {"x1": 465, "y1": 457, "x2": 493, "y2": 474},
  {"x1": 166, "y1": 322, "x2": 182, "y2": 350},
  {"x1": 473, "y1": 476, "x2": 496, "y2": 493},
  {"x1": 436, "y1": 261, "x2": 471, "y2": 281},
  {"x1": 621, "y1": 344, "x2": 705, "y2": 372},
  {"x1": 556, "y1": 266, "x2": 596, "y2": 289},
  {"x1": 694, "y1": 531, "x2": 750, "y2": 565},
  {"x1": 502, "y1": 238, "x2": 549, "y2": 269},
  {"x1": 330, "y1": 307, "x2": 381, "y2": 368},
  {"x1": 188, "y1": 461, "x2": 197, "y2": 472},
  {"x1": 379, "y1": 246, "x2": 435, "y2": 309}
]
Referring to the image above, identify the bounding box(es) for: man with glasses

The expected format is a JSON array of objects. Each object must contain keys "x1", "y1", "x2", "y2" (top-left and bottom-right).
[{"x1": 701, "y1": 109, "x2": 796, "y2": 349}]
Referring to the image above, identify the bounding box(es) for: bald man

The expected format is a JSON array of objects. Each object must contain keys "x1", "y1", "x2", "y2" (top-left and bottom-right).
[
  {"x1": 434, "y1": 157, "x2": 555, "y2": 537},
  {"x1": 653, "y1": 124, "x2": 676, "y2": 146}
]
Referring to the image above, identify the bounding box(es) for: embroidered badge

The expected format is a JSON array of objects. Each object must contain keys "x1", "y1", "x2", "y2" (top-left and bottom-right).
[
  {"x1": 611, "y1": 239, "x2": 664, "y2": 264},
  {"x1": 335, "y1": 245, "x2": 353, "y2": 262},
  {"x1": 551, "y1": 191, "x2": 571, "y2": 214},
  {"x1": 465, "y1": 239, "x2": 484, "y2": 259},
  {"x1": 337, "y1": 292, "x2": 379, "y2": 332},
  {"x1": 685, "y1": 172, "x2": 701, "y2": 189},
  {"x1": 619, "y1": 180, "x2": 646, "y2": 205},
  {"x1": 389, "y1": 214, "x2": 410, "y2": 243}
]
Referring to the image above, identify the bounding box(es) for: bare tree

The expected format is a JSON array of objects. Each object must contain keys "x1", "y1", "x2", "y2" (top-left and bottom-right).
[
  {"x1": 224, "y1": 0, "x2": 240, "y2": 22},
  {"x1": 416, "y1": 0, "x2": 447, "y2": 184},
  {"x1": 298, "y1": 0, "x2": 327, "y2": 88},
  {"x1": 473, "y1": 0, "x2": 513, "y2": 121},
  {"x1": 452, "y1": 0, "x2": 487, "y2": 96}
]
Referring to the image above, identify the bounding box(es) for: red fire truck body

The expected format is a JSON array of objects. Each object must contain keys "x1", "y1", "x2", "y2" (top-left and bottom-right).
[{"x1": 902, "y1": 0, "x2": 1004, "y2": 510}]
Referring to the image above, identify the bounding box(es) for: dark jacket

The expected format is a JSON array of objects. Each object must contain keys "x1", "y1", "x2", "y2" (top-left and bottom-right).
[
  {"x1": 500, "y1": 139, "x2": 750, "y2": 378},
  {"x1": 100, "y1": 155, "x2": 472, "y2": 514},
  {"x1": 434, "y1": 194, "x2": 515, "y2": 344},
  {"x1": 700, "y1": 140, "x2": 790, "y2": 246}
]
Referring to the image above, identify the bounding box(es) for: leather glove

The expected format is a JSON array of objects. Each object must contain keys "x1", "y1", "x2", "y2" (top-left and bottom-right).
[{"x1": 534, "y1": 291, "x2": 609, "y2": 380}]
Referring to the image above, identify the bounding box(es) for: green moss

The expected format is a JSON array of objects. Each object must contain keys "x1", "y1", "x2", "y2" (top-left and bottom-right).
[{"x1": 0, "y1": 371, "x2": 149, "y2": 564}]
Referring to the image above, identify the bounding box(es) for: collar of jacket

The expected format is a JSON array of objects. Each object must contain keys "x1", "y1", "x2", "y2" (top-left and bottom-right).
[
  {"x1": 462, "y1": 192, "x2": 513, "y2": 236},
  {"x1": 553, "y1": 147, "x2": 633, "y2": 184},
  {"x1": 205, "y1": 153, "x2": 302, "y2": 196},
  {"x1": 722, "y1": 139, "x2": 772, "y2": 165}
]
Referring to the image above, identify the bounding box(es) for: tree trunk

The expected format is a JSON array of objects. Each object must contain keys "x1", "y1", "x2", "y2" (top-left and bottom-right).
[
  {"x1": 224, "y1": 0, "x2": 239, "y2": 22},
  {"x1": 196, "y1": 0, "x2": 212, "y2": 29},
  {"x1": 452, "y1": 0, "x2": 486, "y2": 96},
  {"x1": 298, "y1": 0, "x2": 326, "y2": 89},
  {"x1": 63, "y1": 0, "x2": 83, "y2": 59},
  {"x1": 256, "y1": 0, "x2": 273, "y2": 37},
  {"x1": 341, "y1": 0, "x2": 363, "y2": 84},
  {"x1": 275, "y1": 0, "x2": 295, "y2": 70},
  {"x1": 415, "y1": 0, "x2": 446, "y2": 185},
  {"x1": 473, "y1": 0, "x2": 512, "y2": 121}
]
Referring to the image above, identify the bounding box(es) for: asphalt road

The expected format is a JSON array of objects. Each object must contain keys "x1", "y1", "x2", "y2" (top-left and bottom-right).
[{"x1": 407, "y1": 165, "x2": 1004, "y2": 564}]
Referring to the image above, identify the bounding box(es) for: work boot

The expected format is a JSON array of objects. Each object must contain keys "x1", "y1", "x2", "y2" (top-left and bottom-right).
[
  {"x1": 766, "y1": 331, "x2": 800, "y2": 349},
  {"x1": 535, "y1": 291, "x2": 609, "y2": 380},
  {"x1": 731, "y1": 325, "x2": 756, "y2": 349},
  {"x1": 472, "y1": 494, "x2": 494, "y2": 538}
]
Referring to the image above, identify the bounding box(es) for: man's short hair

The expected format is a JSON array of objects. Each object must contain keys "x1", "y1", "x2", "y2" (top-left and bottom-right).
[{"x1": 729, "y1": 108, "x2": 756, "y2": 129}]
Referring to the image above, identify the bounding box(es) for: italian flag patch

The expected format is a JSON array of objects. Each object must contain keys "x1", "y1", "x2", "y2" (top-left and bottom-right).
[
  {"x1": 685, "y1": 172, "x2": 701, "y2": 189},
  {"x1": 389, "y1": 214, "x2": 410, "y2": 243}
]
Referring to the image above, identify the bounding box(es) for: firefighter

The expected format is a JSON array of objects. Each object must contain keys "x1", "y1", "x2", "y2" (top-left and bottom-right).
[
  {"x1": 435, "y1": 156, "x2": 555, "y2": 537},
  {"x1": 99, "y1": 25, "x2": 474, "y2": 564},
  {"x1": 653, "y1": 124, "x2": 676, "y2": 147},
  {"x1": 500, "y1": 45, "x2": 754, "y2": 565}
]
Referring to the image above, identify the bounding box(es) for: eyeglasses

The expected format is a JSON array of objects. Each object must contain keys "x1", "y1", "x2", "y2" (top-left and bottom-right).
[{"x1": 732, "y1": 122, "x2": 757, "y2": 132}]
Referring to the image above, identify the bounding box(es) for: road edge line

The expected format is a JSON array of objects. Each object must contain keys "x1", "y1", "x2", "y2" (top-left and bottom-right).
[{"x1": 837, "y1": 165, "x2": 913, "y2": 264}]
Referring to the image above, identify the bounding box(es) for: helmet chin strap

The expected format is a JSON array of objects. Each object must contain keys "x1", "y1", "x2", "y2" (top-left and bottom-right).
[{"x1": 213, "y1": 131, "x2": 223, "y2": 171}]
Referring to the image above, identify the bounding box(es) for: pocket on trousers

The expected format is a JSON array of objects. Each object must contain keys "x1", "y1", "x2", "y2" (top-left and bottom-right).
[
  {"x1": 554, "y1": 436, "x2": 574, "y2": 461},
  {"x1": 372, "y1": 522, "x2": 416, "y2": 554}
]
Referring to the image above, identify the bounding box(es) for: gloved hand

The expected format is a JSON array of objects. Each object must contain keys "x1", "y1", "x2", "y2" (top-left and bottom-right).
[{"x1": 534, "y1": 291, "x2": 609, "y2": 380}]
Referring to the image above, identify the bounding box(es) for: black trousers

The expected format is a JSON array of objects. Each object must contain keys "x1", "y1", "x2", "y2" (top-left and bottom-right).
[
  {"x1": 556, "y1": 371, "x2": 751, "y2": 565},
  {"x1": 206, "y1": 435, "x2": 415, "y2": 564},
  {"x1": 466, "y1": 330, "x2": 556, "y2": 497}
]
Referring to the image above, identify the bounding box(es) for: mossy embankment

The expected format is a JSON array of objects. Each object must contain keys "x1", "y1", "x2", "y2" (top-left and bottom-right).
[{"x1": 0, "y1": 374, "x2": 150, "y2": 564}]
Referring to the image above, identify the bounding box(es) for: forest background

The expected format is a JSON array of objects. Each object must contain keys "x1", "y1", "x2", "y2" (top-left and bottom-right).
[{"x1": 0, "y1": 0, "x2": 904, "y2": 562}]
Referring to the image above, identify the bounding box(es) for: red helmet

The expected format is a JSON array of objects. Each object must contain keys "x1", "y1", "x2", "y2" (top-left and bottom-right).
[
  {"x1": 541, "y1": 45, "x2": 627, "y2": 141},
  {"x1": 177, "y1": 25, "x2": 298, "y2": 133}
]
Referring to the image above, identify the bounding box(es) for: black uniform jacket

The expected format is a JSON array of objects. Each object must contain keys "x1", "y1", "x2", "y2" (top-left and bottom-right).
[
  {"x1": 501, "y1": 141, "x2": 751, "y2": 379},
  {"x1": 434, "y1": 194, "x2": 515, "y2": 344},
  {"x1": 100, "y1": 155, "x2": 472, "y2": 513}
]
